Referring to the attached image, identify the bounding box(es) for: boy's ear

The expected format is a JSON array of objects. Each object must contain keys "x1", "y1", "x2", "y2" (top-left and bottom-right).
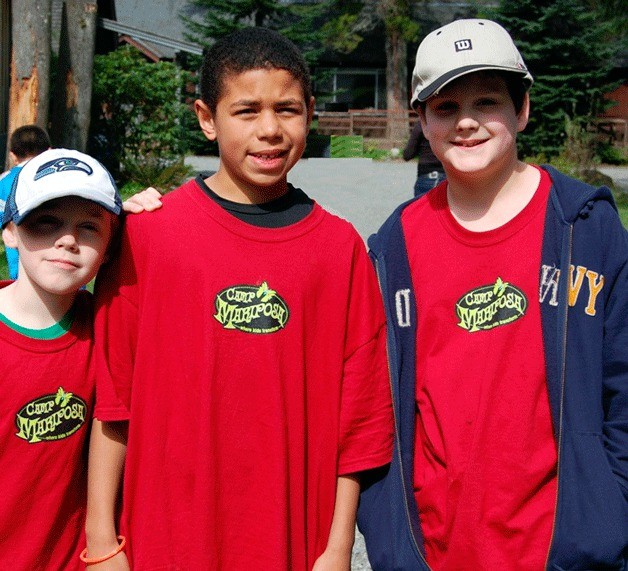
[
  {"x1": 194, "y1": 99, "x2": 217, "y2": 141},
  {"x1": 2, "y1": 224, "x2": 18, "y2": 249},
  {"x1": 416, "y1": 107, "x2": 429, "y2": 138},
  {"x1": 306, "y1": 97, "x2": 315, "y2": 129},
  {"x1": 517, "y1": 92, "x2": 531, "y2": 133}
]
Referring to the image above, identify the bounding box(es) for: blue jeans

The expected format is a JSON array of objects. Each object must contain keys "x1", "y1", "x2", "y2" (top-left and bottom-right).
[{"x1": 414, "y1": 170, "x2": 446, "y2": 197}]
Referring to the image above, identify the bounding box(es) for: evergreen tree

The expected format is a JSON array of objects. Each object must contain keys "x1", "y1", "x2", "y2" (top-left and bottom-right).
[
  {"x1": 183, "y1": 0, "x2": 286, "y2": 45},
  {"x1": 485, "y1": 0, "x2": 620, "y2": 158},
  {"x1": 182, "y1": 0, "x2": 339, "y2": 69}
]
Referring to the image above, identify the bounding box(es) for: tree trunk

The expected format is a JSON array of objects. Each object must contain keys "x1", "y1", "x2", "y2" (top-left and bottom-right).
[
  {"x1": 7, "y1": 0, "x2": 51, "y2": 164},
  {"x1": 385, "y1": 26, "x2": 409, "y2": 143},
  {"x1": 50, "y1": 0, "x2": 97, "y2": 151}
]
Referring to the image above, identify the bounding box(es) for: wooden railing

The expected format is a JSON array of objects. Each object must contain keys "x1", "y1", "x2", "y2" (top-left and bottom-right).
[{"x1": 315, "y1": 110, "x2": 419, "y2": 138}]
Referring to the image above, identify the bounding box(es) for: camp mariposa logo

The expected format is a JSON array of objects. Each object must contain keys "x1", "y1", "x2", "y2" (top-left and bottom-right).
[
  {"x1": 214, "y1": 281, "x2": 289, "y2": 334},
  {"x1": 456, "y1": 277, "x2": 527, "y2": 333},
  {"x1": 15, "y1": 387, "x2": 87, "y2": 444}
]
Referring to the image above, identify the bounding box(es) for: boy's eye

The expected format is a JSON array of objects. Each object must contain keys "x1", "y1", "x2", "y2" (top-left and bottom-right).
[
  {"x1": 277, "y1": 105, "x2": 300, "y2": 115},
  {"x1": 477, "y1": 97, "x2": 498, "y2": 106},
  {"x1": 432, "y1": 101, "x2": 457, "y2": 114},
  {"x1": 26, "y1": 215, "x2": 61, "y2": 230}
]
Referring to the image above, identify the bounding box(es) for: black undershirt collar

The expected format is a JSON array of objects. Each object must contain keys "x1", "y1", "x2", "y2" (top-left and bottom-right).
[{"x1": 196, "y1": 174, "x2": 314, "y2": 228}]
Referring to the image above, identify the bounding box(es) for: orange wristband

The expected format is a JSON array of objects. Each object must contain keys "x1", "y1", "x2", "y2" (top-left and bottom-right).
[{"x1": 80, "y1": 535, "x2": 126, "y2": 565}]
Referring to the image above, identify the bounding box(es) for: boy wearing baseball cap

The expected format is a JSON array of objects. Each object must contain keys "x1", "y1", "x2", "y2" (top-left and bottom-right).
[
  {"x1": 0, "y1": 148, "x2": 125, "y2": 570},
  {"x1": 358, "y1": 19, "x2": 627, "y2": 570}
]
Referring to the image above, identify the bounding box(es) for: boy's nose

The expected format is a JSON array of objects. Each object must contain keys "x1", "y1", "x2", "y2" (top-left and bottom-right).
[
  {"x1": 456, "y1": 109, "x2": 479, "y2": 131},
  {"x1": 55, "y1": 231, "x2": 79, "y2": 250},
  {"x1": 258, "y1": 111, "x2": 282, "y2": 139}
]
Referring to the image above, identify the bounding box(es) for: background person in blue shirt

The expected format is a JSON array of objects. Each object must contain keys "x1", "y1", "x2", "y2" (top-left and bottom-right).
[{"x1": 0, "y1": 125, "x2": 51, "y2": 279}]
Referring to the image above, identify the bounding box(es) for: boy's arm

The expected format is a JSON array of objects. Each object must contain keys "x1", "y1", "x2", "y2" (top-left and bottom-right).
[
  {"x1": 312, "y1": 474, "x2": 360, "y2": 571},
  {"x1": 84, "y1": 419, "x2": 130, "y2": 570}
]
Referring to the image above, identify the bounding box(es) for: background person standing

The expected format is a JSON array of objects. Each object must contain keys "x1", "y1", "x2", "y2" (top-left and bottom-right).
[{"x1": 403, "y1": 120, "x2": 445, "y2": 197}]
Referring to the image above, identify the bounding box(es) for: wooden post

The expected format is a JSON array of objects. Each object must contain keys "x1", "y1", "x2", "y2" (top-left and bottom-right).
[
  {"x1": 7, "y1": 0, "x2": 51, "y2": 165},
  {"x1": 50, "y1": 0, "x2": 97, "y2": 151}
]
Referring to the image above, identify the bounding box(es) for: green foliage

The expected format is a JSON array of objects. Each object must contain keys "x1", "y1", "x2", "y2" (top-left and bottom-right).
[
  {"x1": 597, "y1": 144, "x2": 628, "y2": 166},
  {"x1": 485, "y1": 0, "x2": 622, "y2": 159},
  {"x1": 90, "y1": 46, "x2": 196, "y2": 178},
  {"x1": 320, "y1": 14, "x2": 363, "y2": 53},
  {"x1": 363, "y1": 144, "x2": 391, "y2": 160},
  {"x1": 278, "y1": 1, "x2": 338, "y2": 68},
  {"x1": 377, "y1": 0, "x2": 420, "y2": 43},
  {"x1": 120, "y1": 156, "x2": 194, "y2": 195},
  {"x1": 524, "y1": 117, "x2": 610, "y2": 186},
  {"x1": 184, "y1": 0, "x2": 286, "y2": 44},
  {"x1": 182, "y1": 0, "x2": 358, "y2": 71},
  {"x1": 615, "y1": 190, "x2": 628, "y2": 228},
  {"x1": 0, "y1": 243, "x2": 8, "y2": 281}
]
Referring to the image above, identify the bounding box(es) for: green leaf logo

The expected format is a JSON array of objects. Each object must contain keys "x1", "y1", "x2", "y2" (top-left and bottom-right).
[
  {"x1": 493, "y1": 277, "x2": 508, "y2": 298},
  {"x1": 54, "y1": 387, "x2": 73, "y2": 408},
  {"x1": 256, "y1": 281, "x2": 276, "y2": 302}
]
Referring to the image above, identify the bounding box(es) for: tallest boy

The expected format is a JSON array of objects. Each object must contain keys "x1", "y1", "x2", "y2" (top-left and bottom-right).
[{"x1": 85, "y1": 27, "x2": 392, "y2": 570}]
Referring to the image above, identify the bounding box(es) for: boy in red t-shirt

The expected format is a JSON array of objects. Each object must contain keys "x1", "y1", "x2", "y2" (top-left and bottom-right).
[
  {"x1": 0, "y1": 148, "x2": 124, "y2": 570},
  {"x1": 85, "y1": 27, "x2": 393, "y2": 570},
  {"x1": 358, "y1": 18, "x2": 627, "y2": 571}
]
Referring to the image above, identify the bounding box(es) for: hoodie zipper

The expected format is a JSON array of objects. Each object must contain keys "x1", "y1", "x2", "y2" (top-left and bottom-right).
[
  {"x1": 374, "y1": 255, "x2": 432, "y2": 570},
  {"x1": 544, "y1": 222, "x2": 573, "y2": 570}
]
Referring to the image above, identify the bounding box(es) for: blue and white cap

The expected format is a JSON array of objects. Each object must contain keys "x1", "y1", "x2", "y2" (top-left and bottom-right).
[
  {"x1": 410, "y1": 19, "x2": 533, "y2": 107},
  {"x1": 2, "y1": 148, "x2": 122, "y2": 228}
]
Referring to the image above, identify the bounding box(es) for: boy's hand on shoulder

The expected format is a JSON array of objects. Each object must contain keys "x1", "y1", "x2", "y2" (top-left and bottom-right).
[
  {"x1": 312, "y1": 547, "x2": 352, "y2": 571},
  {"x1": 122, "y1": 187, "x2": 163, "y2": 214}
]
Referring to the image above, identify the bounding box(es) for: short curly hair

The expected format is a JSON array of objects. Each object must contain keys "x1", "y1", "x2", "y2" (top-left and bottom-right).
[{"x1": 199, "y1": 27, "x2": 312, "y2": 113}]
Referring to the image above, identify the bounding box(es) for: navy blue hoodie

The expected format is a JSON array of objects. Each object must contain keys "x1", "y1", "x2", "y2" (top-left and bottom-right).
[{"x1": 358, "y1": 167, "x2": 628, "y2": 570}]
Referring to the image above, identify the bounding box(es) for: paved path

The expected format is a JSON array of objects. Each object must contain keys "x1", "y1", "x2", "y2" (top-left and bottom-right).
[{"x1": 599, "y1": 165, "x2": 628, "y2": 192}]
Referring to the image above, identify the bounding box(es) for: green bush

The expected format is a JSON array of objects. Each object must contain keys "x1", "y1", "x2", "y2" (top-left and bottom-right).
[
  {"x1": 597, "y1": 144, "x2": 628, "y2": 166},
  {"x1": 90, "y1": 46, "x2": 196, "y2": 178},
  {"x1": 120, "y1": 156, "x2": 194, "y2": 195},
  {"x1": 363, "y1": 145, "x2": 391, "y2": 160}
]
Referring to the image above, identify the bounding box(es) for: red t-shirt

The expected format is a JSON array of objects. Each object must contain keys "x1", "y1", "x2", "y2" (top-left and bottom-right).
[
  {"x1": 402, "y1": 168, "x2": 557, "y2": 570},
  {"x1": 94, "y1": 180, "x2": 393, "y2": 570},
  {"x1": 0, "y1": 289, "x2": 94, "y2": 571}
]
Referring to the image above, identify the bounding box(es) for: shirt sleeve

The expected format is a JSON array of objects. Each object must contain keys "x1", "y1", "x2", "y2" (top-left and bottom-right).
[
  {"x1": 93, "y1": 226, "x2": 139, "y2": 421},
  {"x1": 337, "y1": 241, "x2": 393, "y2": 475}
]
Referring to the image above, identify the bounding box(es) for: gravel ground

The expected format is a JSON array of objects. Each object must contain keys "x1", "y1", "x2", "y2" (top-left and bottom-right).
[{"x1": 351, "y1": 530, "x2": 372, "y2": 569}]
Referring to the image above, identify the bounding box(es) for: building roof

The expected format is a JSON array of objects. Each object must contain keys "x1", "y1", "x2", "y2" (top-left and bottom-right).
[{"x1": 104, "y1": 0, "x2": 203, "y2": 59}]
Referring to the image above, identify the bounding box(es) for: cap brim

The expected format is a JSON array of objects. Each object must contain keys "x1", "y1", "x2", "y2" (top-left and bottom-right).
[
  {"x1": 413, "y1": 65, "x2": 533, "y2": 106},
  {"x1": 11, "y1": 188, "x2": 121, "y2": 226}
]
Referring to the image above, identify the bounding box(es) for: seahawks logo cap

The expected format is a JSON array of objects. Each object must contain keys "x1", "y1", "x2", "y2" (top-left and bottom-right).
[
  {"x1": 410, "y1": 19, "x2": 533, "y2": 107},
  {"x1": 2, "y1": 148, "x2": 122, "y2": 227}
]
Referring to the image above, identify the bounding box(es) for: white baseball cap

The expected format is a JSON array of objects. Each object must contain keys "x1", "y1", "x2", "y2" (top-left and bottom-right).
[
  {"x1": 2, "y1": 148, "x2": 122, "y2": 227},
  {"x1": 410, "y1": 19, "x2": 533, "y2": 107}
]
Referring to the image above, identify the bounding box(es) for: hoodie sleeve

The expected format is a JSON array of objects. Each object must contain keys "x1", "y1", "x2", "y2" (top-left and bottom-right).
[{"x1": 601, "y1": 213, "x2": 628, "y2": 500}]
